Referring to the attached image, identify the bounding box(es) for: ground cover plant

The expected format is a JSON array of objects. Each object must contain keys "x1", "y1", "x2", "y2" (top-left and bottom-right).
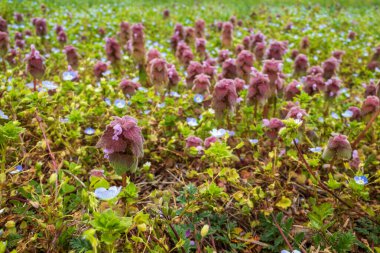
[{"x1": 0, "y1": 0, "x2": 380, "y2": 252}]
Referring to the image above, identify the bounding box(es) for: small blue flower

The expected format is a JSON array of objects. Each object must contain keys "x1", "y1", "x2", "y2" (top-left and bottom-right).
[
  {"x1": 318, "y1": 117, "x2": 324, "y2": 123},
  {"x1": 114, "y1": 99, "x2": 126, "y2": 108},
  {"x1": 42, "y1": 81, "x2": 58, "y2": 91},
  {"x1": 60, "y1": 117, "x2": 69, "y2": 123},
  {"x1": 194, "y1": 94, "x2": 204, "y2": 103},
  {"x1": 0, "y1": 110, "x2": 9, "y2": 120},
  {"x1": 249, "y1": 139, "x2": 259, "y2": 144},
  {"x1": 228, "y1": 130, "x2": 235, "y2": 137},
  {"x1": 186, "y1": 117, "x2": 198, "y2": 127},
  {"x1": 342, "y1": 110, "x2": 353, "y2": 118},
  {"x1": 62, "y1": 71, "x2": 77, "y2": 81},
  {"x1": 138, "y1": 87, "x2": 148, "y2": 93},
  {"x1": 144, "y1": 110, "x2": 151, "y2": 115},
  {"x1": 309, "y1": 147, "x2": 323, "y2": 153},
  {"x1": 94, "y1": 186, "x2": 122, "y2": 200},
  {"x1": 104, "y1": 98, "x2": 111, "y2": 106},
  {"x1": 84, "y1": 127, "x2": 95, "y2": 135},
  {"x1": 168, "y1": 91, "x2": 181, "y2": 97},
  {"x1": 102, "y1": 70, "x2": 111, "y2": 76},
  {"x1": 9, "y1": 165, "x2": 23, "y2": 174},
  {"x1": 210, "y1": 128, "x2": 226, "y2": 138},
  {"x1": 157, "y1": 103, "x2": 166, "y2": 108},
  {"x1": 331, "y1": 112, "x2": 340, "y2": 119},
  {"x1": 354, "y1": 176, "x2": 368, "y2": 185}
]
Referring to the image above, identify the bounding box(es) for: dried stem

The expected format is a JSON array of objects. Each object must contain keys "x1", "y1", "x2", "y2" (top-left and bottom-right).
[
  {"x1": 351, "y1": 109, "x2": 380, "y2": 149},
  {"x1": 271, "y1": 213, "x2": 293, "y2": 252}
]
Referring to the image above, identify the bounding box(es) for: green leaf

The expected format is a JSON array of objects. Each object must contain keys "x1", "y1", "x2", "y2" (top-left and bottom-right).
[{"x1": 275, "y1": 196, "x2": 292, "y2": 210}]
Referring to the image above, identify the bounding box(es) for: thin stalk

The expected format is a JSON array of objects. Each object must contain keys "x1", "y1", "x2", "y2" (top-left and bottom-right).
[{"x1": 351, "y1": 109, "x2": 380, "y2": 149}]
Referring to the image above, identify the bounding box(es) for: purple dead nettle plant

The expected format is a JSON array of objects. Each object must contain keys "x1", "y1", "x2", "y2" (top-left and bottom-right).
[
  {"x1": 14, "y1": 13, "x2": 24, "y2": 23},
  {"x1": 130, "y1": 23, "x2": 146, "y2": 65},
  {"x1": 367, "y1": 45, "x2": 380, "y2": 71},
  {"x1": 322, "y1": 134, "x2": 352, "y2": 166},
  {"x1": 25, "y1": 45, "x2": 46, "y2": 91},
  {"x1": 163, "y1": 9, "x2": 170, "y2": 19},
  {"x1": 192, "y1": 73, "x2": 211, "y2": 94},
  {"x1": 285, "y1": 80, "x2": 301, "y2": 101},
  {"x1": 174, "y1": 23, "x2": 185, "y2": 40},
  {"x1": 195, "y1": 38, "x2": 207, "y2": 59},
  {"x1": 322, "y1": 57, "x2": 339, "y2": 80},
  {"x1": 364, "y1": 80, "x2": 378, "y2": 97},
  {"x1": 105, "y1": 37, "x2": 121, "y2": 65},
  {"x1": 216, "y1": 21, "x2": 223, "y2": 32},
  {"x1": 349, "y1": 150, "x2": 360, "y2": 169},
  {"x1": 324, "y1": 77, "x2": 341, "y2": 116},
  {"x1": 234, "y1": 78, "x2": 245, "y2": 94},
  {"x1": 185, "y1": 136, "x2": 203, "y2": 148},
  {"x1": 285, "y1": 105, "x2": 307, "y2": 121},
  {"x1": 15, "y1": 39, "x2": 25, "y2": 49},
  {"x1": 6, "y1": 49, "x2": 18, "y2": 66},
  {"x1": 280, "y1": 101, "x2": 299, "y2": 119},
  {"x1": 291, "y1": 49, "x2": 299, "y2": 60},
  {"x1": 204, "y1": 136, "x2": 218, "y2": 149},
  {"x1": 57, "y1": 31, "x2": 67, "y2": 44},
  {"x1": 229, "y1": 15, "x2": 237, "y2": 26},
  {"x1": 0, "y1": 31, "x2": 9, "y2": 70},
  {"x1": 347, "y1": 106, "x2": 361, "y2": 121},
  {"x1": 181, "y1": 48, "x2": 194, "y2": 67},
  {"x1": 147, "y1": 48, "x2": 161, "y2": 63},
  {"x1": 185, "y1": 27, "x2": 196, "y2": 44},
  {"x1": 167, "y1": 64, "x2": 180, "y2": 89},
  {"x1": 242, "y1": 36, "x2": 251, "y2": 50},
  {"x1": 263, "y1": 118, "x2": 285, "y2": 140},
  {"x1": 93, "y1": 61, "x2": 108, "y2": 78},
  {"x1": 119, "y1": 22, "x2": 130, "y2": 45},
  {"x1": 250, "y1": 32, "x2": 265, "y2": 51},
  {"x1": 332, "y1": 50, "x2": 345, "y2": 62},
  {"x1": 96, "y1": 116, "x2": 144, "y2": 186},
  {"x1": 212, "y1": 79, "x2": 238, "y2": 124},
  {"x1": 55, "y1": 25, "x2": 64, "y2": 35},
  {"x1": 64, "y1": 45, "x2": 79, "y2": 69},
  {"x1": 361, "y1": 95, "x2": 380, "y2": 117},
  {"x1": 195, "y1": 19, "x2": 205, "y2": 38},
  {"x1": 221, "y1": 58, "x2": 237, "y2": 79},
  {"x1": 24, "y1": 29, "x2": 32, "y2": 37},
  {"x1": 119, "y1": 79, "x2": 141, "y2": 97},
  {"x1": 186, "y1": 61, "x2": 204, "y2": 88},
  {"x1": 254, "y1": 42, "x2": 266, "y2": 62},
  {"x1": 293, "y1": 54, "x2": 309, "y2": 76},
  {"x1": 98, "y1": 27, "x2": 106, "y2": 37},
  {"x1": 300, "y1": 36, "x2": 310, "y2": 50},
  {"x1": 203, "y1": 58, "x2": 217, "y2": 81},
  {"x1": 308, "y1": 65, "x2": 324, "y2": 76},
  {"x1": 235, "y1": 44, "x2": 244, "y2": 55},
  {"x1": 266, "y1": 40, "x2": 287, "y2": 60},
  {"x1": 302, "y1": 73, "x2": 325, "y2": 96},
  {"x1": 221, "y1": 22, "x2": 233, "y2": 48},
  {"x1": 32, "y1": 18, "x2": 47, "y2": 37},
  {"x1": 170, "y1": 33, "x2": 180, "y2": 51},
  {"x1": 218, "y1": 49, "x2": 230, "y2": 64},
  {"x1": 15, "y1": 32, "x2": 23, "y2": 40},
  {"x1": 175, "y1": 41, "x2": 189, "y2": 61},
  {"x1": 262, "y1": 59, "x2": 284, "y2": 95},
  {"x1": 247, "y1": 72, "x2": 271, "y2": 117},
  {"x1": 348, "y1": 31, "x2": 356, "y2": 40},
  {"x1": 0, "y1": 16, "x2": 8, "y2": 32},
  {"x1": 236, "y1": 50, "x2": 254, "y2": 83},
  {"x1": 149, "y1": 58, "x2": 168, "y2": 97}
]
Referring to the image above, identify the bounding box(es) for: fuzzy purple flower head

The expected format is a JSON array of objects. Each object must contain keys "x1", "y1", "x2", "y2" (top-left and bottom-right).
[
  {"x1": 221, "y1": 22, "x2": 233, "y2": 48},
  {"x1": 347, "y1": 106, "x2": 361, "y2": 121},
  {"x1": 196, "y1": 38, "x2": 207, "y2": 58},
  {"x1": 236, "y1": 50, "x2": 254, "y2": 83},
  {"x1": 64, "y1": 45, "x2": 79, "y2": 69},
  {"x1": 119, "y1": 21, "x2": 130, "y2": 44},
  {"x1": 266, "y1": 40, "x2": 287, "y2": 60},
  {"x1": 263, "y1": 118, "x2": 285, "y2": 140},
  {"x1": 204, "y1": 136, "x2": 218, "y2": 149},
  {"x1": 0, "y1": 31, "x2": 9, "y2": 56},
  {"x1": 322, "y1": 134, "x2": 352, "y2": 161},
  {"x1": 93, "y1": 61, "x2": 108, "y2": 78},
  {"x1": 361, "y1": 96, "x2": 380, "y2": 116},
  {"x1": 294, "y1": 54, "x2": 309, "y2": 75},
  {"x1": 322, "y1": 57, "x2": 339, "y2": 80},
  {"x1": 33, "y1": 18, "x2": 47, "y2": 37},
  {"x1": 192, "y1": 73, "x2": 211, "y2": 94},
  {"x1": 149, "y1": 58, "x2": 168, "y2": 86},
  {"x1": 119, "y1": 79, "x2": 141, "y2": 96},
  {"x1": 285, "y1": 80, "x2": 301, "y2": 100},
  {"x1": 186, "y1": 61, "x2": 204, "y2": 88},
  {"x1": 247, "y1": 72, "x2": 271, "y2": 105},
  {"x1": 168, "y1": 64, "x2": 180, "y2": 88},
  {"x1": 0, "y1": 16, "x2": 7, "y2": 32},
  {"x1": 364, "y1": 81, "x2": 378, "y2": 97},
  {"x1": 212, "y1": 79, "x2": 238, "y2": 119},
  {"x1": 96, "y1": 116, "x2": 144, "y2": 174},
  {"x1": 186, "y1": 136, "x2": 203, "y2": 148},
  {"x1": 131, "y1": 23, "x2": 146, "y2": 64},
  {"x1": 195, "y1": 19, "x2": 205, "y2": 38},
  {"x1": 325, "y1": 77, "x2": 341, "y2": 98},
  {"x1": 105, "y1": 37, "x2": 122, "y2": 64},
  {"x1": 218, "y1": 49, "x2": 230, "y2": 64},
  {"x1": 222, "y1": 58, "x2": 237, "y2": 79},
  {"x1": 25, "y1": 45, "x2": 45, "y2": 79},
  {"x1": 57, "y1": 31, "x2": 67, "y2": 44}
]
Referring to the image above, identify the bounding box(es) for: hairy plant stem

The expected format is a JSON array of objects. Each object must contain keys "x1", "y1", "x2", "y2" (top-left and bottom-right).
[
  {"x1": 351, "y1": 109, "x2": 380, "y2": 149},
  {"x1": 168, "y1": 222, "x2": 186, "y2": 253},
  {"x1": 35, "y1": 110, "x2": 59, "y2": 199},
  {"x1": 271, "y1": 213, "x2": 294, "y2": 252}
]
